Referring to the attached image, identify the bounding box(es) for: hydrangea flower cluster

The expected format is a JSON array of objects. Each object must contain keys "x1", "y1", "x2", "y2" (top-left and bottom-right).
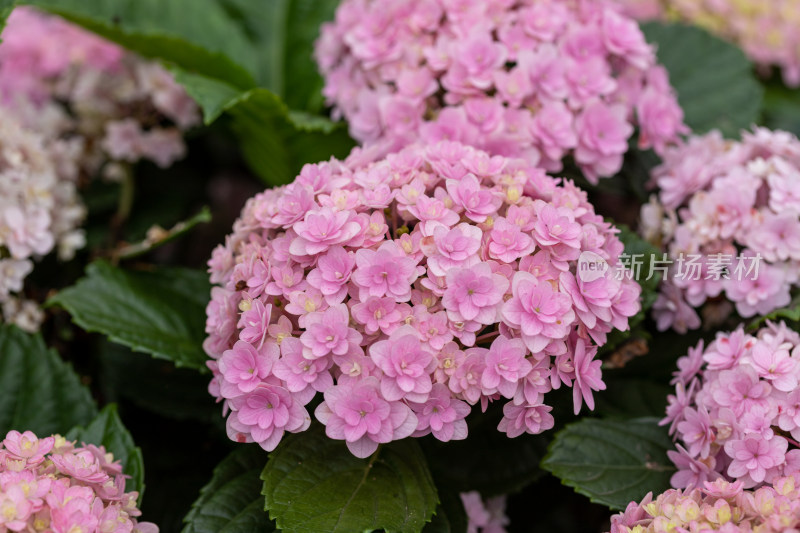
[
  {"x1": 314, "y1": 0, "x2": 687, "y2": 183},
  {"x1": 461, "y1": 491, "x2": 508, "y2": 533},
  {"x1": 0, "y1": 111, "x2": 85, "y2": 331},
  {"x1": 0, "y1": 430, "x2": 157, "y2": 533},
  {"x1": 614, "y1": 0, "x2": 800, "y2": 87},
  {"x1": 0, "y1": 7, "x2": 200, "y2": 175},
  {"x1": 662, "y1": 321, "x2": 800, "y2": 490},
  {"x1": 641, "y1": 127, "x2": 800, "y2": 333},
  {"x1": 205, "y1": 140, "x2": 641, "y2": 457},
  {"x1": 608, "y1": 476, "x2": 800, "y2": 533},
  {"x1": 0, "y1": 7, "x2": 201, "y2": 330}
]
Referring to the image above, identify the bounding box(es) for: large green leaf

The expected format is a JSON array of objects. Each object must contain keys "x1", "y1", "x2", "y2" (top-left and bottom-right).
[
  {"x1": 0, "y1": 325, "x2": 97, "y2": 436},
  {"x1": 21, "y1": 0, "x2": 258, "y2": 89},
  {"x1": 218, "y1": 0, "x2": 339, "y2": 111},
  {"x1": 642, "y1": 22, "x2": 763, "y2": 138},
  {"x1": 262, "y1": 426, "x2": 438, "y2": 533},
  {"x1": 174, "y1": 71, "x2": 354, "y2": 185},
  {"x1": 541, "y1": 418, "x2": 674, "y2": 510},
  {"x1": 66, "y1": 404, "x2": 145, "y2": 496},
  {"x1": 48, "y1": 260, "x2": 210, "y2": 370},
  {"x1": 183, "y1": 446, "x2": 274, "y2": 533}
]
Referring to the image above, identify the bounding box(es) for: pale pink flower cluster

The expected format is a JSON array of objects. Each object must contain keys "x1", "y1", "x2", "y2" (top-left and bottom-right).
[
  {"x1": 662, "y1": 321, "x2": 800, "y2": 490},
  {"x1": 615, "y1": 0, "x2": 800, "y2": 87},
  {"x1": 0, "y1": 112, "x2": 85, "y2": 332},
  {"x1": 642, "y1": 128, "x2": 800, "y2": 333},
  {"x1": 0, "y1": 430, "x2": 157, "y2": 533},
  {"x1": 461, "y1": 491, "x2": 508, "y2": 533},
  {"x1": 205, "y1": 140, "x2": 641, "y2": 457},
  {"x1": 0, "y1": 7, "x2": 200, "y2": 175},
  {"x1": 608, "y1": 476, "x2": 800, "y2": 533},
  {"x1": 315, "y1": 0, "x2": 687, "y2": 184}
]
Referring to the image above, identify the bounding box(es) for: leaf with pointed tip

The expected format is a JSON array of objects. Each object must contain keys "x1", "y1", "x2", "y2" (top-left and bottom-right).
[
  {"x1": 47, "y1": 260, "x2": 210, "y2": 370},
  {"x1": 66, "y1": 404, "x2": 144, "y2": 496},
  {"x1": 183, "y1": 446, "x2": 274, "y2": 533},
  {"x1": 173, "y1": 71, "x2": 354, "y2": 185},
  {"x1": 0, "y1": 325, "x2": 97, "y2": 436},
  {"x1": 541, "y1": 418, "x2": 675, "y2": 510}
]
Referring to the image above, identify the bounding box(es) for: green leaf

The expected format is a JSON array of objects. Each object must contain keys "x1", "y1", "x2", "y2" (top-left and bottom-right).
[
  {"x1": 21, "y1": 0, "x2": 258, "y2": 89},
  {"x1": 218, "y1": 0, "x2": 340, "y2": 112},
  {"x1": 47, "y1": 260, "x2": 210, "y2": 370},
  {"x1": 641, "y1": 22, "x2": 763, "y2": 138},
  {"x1": 262, "y1": 426, "x2": 438, "y2": 533},
  {"x1": 0, "y1": 325, "x2": 97, "y2": 435},
  {"x1": 174, "y1": 70, "x2": 354, "y2": 185},
  {"x1": 541, "y1": 418, "x2": 675, "y2": 510},
  {"x1": 183, "y1": 446, "x2": 274, "y2": 533},
  {"x1": 226, "y1": 90, "x2": 354, "y2": 185},
  {"x1": 66, "y1": 404, "x2": 144, "y2": 496}
]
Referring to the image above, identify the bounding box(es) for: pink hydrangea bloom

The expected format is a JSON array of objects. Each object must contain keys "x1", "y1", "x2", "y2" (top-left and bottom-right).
[
  {"x1": 410, "y1": 383, "x2": 470, "y2": 442},
  {"x1": 0, "y1": 112, "x2": 84, "y2": 331},
  {"x1": 0, "y1": 7, "x2": 200, "y2": 331},
  {"x1": 607, "y1": 475, "x2": 800, "y2": 533},
  {"x1": 461, "y1": 491, "x2": 509, "y2": 533},
  {"x1": 442, "y1": 262, "x2": 509, "y2": 325},
  {"x1": 315, "y1": 376, "x2": 417, "y2": 458},
  {"x1": 0, "y1": 7, "x2": 199, "y2": 168},
  {"x1": 227, "y1": 381, "x2": 311, "y2": 451},
  {"x1": 644, "y1": 128, "x2": 800, "y2": 332},
  {"x1": 663, "y1": 322, "x2": 800, "y2": 490},
  {"x1": 502, "y1": 271, "x2": 576, "y2": 353},
  {"x1": 0, "y1": 430, "x2": 157, "y2": 532},
  {"x1": 218, "y1": 340, "x2": 279, "y2": 397},
  {"x1": 316, "y1": 0, "x2": 686, "y2": 182},
  {"x1": 205, "y1": 141, "x2": 640, "y2": 455}
]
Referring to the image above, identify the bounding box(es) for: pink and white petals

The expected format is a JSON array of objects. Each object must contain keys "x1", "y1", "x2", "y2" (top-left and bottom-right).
[{"x1": 205, "y1": 141, "x2": 640, "y2": 455}]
